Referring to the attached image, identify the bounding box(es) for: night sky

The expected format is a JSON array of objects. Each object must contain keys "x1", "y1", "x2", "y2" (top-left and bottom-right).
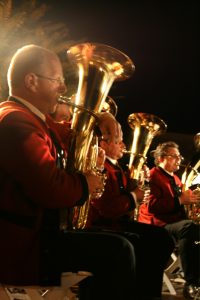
[{"x1": 29, "y1": 0, "x2": 197, "y2": 152}]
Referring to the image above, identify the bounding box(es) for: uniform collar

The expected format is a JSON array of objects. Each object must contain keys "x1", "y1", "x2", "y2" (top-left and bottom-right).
[
  {"x1": 9, "y1": 96, "x2": 46, "y2": 122},
  {"x1": 106, "y1": 156, "x2": 118, "y2": 165}
]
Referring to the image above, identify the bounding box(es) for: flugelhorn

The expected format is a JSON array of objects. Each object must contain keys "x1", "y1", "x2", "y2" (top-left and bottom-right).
[{"x1": 63, "y1": 42, "x2": 135, "y2": 229}]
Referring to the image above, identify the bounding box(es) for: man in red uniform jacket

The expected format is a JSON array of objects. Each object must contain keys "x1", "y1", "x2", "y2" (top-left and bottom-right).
[
  {"x1": 138, "y1": 141, "x2": 200, "y2": 299},
  {"x1": 86, "y1": 122, "x2": 174, "y2": 300},
  {"x1": 0, "y1": 44, "x2": 137, "y2": 300}
]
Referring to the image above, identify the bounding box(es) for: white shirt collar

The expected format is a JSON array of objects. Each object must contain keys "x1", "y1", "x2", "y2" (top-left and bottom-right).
[
  {"x1": 106, "y1": 156, "x2": 118, "y2": 165},
  {"x1": 159, "y1": 166, "x2": 174, "y2": 176},
  {"x1": 11, "y1": 95, "x2": 46, "y2": 122}
]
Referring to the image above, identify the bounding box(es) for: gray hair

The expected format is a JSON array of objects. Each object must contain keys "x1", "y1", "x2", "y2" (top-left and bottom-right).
[{"x1": 152, "y1": 141, "x2": 179, "y2": 166}]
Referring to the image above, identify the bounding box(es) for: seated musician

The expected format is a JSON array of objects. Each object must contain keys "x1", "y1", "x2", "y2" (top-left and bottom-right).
[
  {"x1": 0, "y1": 44, "x2": 138, "y2": 300},
  {"x1": 138, "y1": 141, "x2": 200, "y2": 300},
  {"x1": 84, "y1": 119, "x2": 174, "y2": 300}
]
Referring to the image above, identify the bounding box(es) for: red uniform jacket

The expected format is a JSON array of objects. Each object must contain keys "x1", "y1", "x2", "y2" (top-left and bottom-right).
[
  {"x1": 86, "y1": 159, "x2": 136, "y2": 230},
  {"x1": 138, "y1": 166, "x2": 186, "y2": 226},
  {"x1": 0, "y1": 100, "x2": 88, "y2": 285}
]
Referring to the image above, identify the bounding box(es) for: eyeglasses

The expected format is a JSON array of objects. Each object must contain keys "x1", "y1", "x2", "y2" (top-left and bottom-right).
[
  {"x1": 35, "y1": 73, "x2": 65, "y2": 84},
  {"x1": 164, "y1": 154, "x2": 184, "y2": 161}
]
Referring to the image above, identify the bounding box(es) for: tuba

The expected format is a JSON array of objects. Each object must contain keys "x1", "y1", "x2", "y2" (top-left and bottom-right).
[
  {"x1": 181, "y1": 133, "x2": 200, "y2": 224},
  {"x1": 125, "y1": 113, "x2": 167, "y2": 219},
  {"x1": 62, "y1": 42, "x2": 135, "y2": 229}
]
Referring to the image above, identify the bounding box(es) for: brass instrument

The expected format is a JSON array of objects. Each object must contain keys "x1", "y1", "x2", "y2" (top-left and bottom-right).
[
  {"x1": 126, "y1": 112, "x2": 167, "y2": 219},
  {"x1": 63, "y1": 42, "x2": 135, "y2": 229},
  {"x1": 181, "y1": 133, "x2": 200, "y2": 224},
  {"x1": 101, "y1": 96, "x2": 118, "y2": 117},
  {"x1": 58, "y1": 95, "x2": 118, "y2": 118},
  {"x1": 194, "y1": 132, "x2": 200, "y2": 151}
]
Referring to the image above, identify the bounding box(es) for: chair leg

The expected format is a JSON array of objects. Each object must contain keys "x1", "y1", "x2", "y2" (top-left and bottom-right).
[
  {"x1": 163, "y1": 272, "x2": 177, "y2": 295},
  {"x1": 165, "y1": 253, "x2": 181, "y2": 274},
  {"x1": 163, "y1": 251, "x2": 185, "y2": 295}
]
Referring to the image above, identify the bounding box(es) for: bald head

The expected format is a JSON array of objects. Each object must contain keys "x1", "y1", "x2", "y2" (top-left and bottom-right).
[{"x1": 7, "y1": 44, "x2": 59, "y2": 92}]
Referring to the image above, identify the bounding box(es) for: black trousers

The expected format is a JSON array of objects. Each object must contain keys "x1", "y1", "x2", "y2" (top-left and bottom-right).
[
  {"x1": 40, "y1": 230, "x2": 137, "y2": 300},
  {"x1": 117, "y1": 220, "x2": 174, "y2": 298},
  {"x1": 40, "y1": 222, "x2": 174, "y2": 300},
  {"x1": 165, "y1": 219, "x2": 200, "y2": 286}
]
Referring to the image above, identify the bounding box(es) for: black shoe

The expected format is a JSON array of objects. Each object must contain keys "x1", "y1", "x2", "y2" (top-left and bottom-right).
[{"x1": 183, "y1": 283, "x2": 200, "y2": 299}]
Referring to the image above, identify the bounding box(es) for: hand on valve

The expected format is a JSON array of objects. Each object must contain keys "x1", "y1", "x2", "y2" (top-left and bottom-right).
[{"x1": 179, "y1": 188, "x2": 200, "y2": 205}]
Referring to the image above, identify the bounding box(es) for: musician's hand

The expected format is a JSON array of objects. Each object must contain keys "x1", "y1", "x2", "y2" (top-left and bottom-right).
[
  {"x1": 137, "y1": 165, "x2": 150, "y2": 187},
  {"x1": 179, "y1": 189, "x2": 200, "y2": 205},
  {"x1": 142, "y1": 188, "x2": 151, "y2": 204},
  {"x1": 143, "y1": 164, "x2": 150, "y2": 182},
  {"x1": 84, "y1": 172, "x2": 105, "y2": 198},
  {"x1": 192, "y1": 188, "x2": 200, "y2": 202},
  {"x1": 133, "y1": 186, "x2": 150, "y2": 204},
  {"x1": 96, "y1": 147, "x2": 105, "y2": 171},
  {"x1": 133, "y1": 187, "x2": 145, "y2": 203}
]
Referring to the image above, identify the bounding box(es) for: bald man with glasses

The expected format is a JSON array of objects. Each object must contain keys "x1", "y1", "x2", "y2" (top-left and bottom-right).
[{"x1": 0, "y1": 44, "x2": 137, "y2": 300}]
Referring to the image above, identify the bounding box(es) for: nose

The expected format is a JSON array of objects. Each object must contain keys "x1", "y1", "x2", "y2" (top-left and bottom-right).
[{"x1": 59, "y1": 82, "x2": 67, "y2": 94}]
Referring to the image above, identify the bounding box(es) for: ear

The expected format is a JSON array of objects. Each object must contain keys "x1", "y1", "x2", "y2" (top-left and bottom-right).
[
  {"x1": 99, "y1": 140, "x2": 106, "y2": 148},
  {"x1": 159, "y1": 156, "x2": 165, "y2": 162},
  {"x1": 24, "y1": 73, "x2": 38, "y2": 92},
  {"x1": 100, "y1": 140, "x2": 110, "y2": 153}
]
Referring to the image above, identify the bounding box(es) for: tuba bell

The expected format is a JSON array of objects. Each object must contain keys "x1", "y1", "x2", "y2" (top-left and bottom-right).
[
  {"x1": 127, "y1": 112, "x2": 167, "y2": 181},
  {"x1": 63, "y1": 42, "x2": 135, "y2": 229},
  {"x1": 126, "y1": 112, "x2": 167, "y2": 219}
]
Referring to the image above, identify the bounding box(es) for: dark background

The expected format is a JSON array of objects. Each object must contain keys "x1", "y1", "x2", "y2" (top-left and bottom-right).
[{"x1": 38, "y1": 1, "x2": 199, "y2": 161}]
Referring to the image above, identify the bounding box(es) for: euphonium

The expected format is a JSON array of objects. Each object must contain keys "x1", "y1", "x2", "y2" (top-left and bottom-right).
[
  {"x1": 63, "y1": 42, "x2": 135, "y2": 229},
  {"x1": 126, "y1": 112, "x2": 167, "y2": 219},
  {"x1": 181, "y1": 133, "x2": 200, "y2": 224}
]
